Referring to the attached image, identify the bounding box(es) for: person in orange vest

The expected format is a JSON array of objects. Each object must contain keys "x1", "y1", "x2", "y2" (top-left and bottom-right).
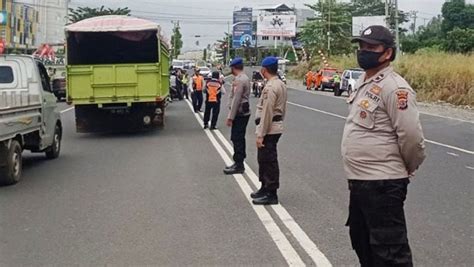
[
  {"x1": 306, "y1": 70, "x2": 313, "y2": 90},
  {"x1": 314, "y1": 69, "x2": 323, "y2": 89},
  {"x1": 191, "y1": 68, "x2": 205, "y2": 113},
  {"x1": 203, "y1": 71, "x2": 223, "y2": 130}
]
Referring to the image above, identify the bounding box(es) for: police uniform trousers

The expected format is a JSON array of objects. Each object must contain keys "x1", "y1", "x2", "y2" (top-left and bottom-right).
[
  {"x1": 230, "y1": 115, "x2": 250, "y2": 164},
  {"x1": 192, "y1": 91, "x2": 203, "y2": 112},
  {"x1": 257, "y1": 134, "x2": 282, "y2": 190},
  {"x1": 203, "y1": 101, "x2": 220, "y2": 128},
  {"x1": 182, "y1": 83, "x2": 189, "y2": 99},
  {"x1": 347, "y1": 178, "x2": 413, "y2": 267}
]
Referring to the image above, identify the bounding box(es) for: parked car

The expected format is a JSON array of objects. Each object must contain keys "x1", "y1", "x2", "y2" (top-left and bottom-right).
[
  {"x1": 172, "y1": 59, "x2": 185, "y2": 70},
  {"x1": 199, "y1": 67, "x2": 211, "y2": 77},
  {"x1": 0, "y1": 55, "x2": 63, "y2": 185},
  {"x1": 50, "y1": 66, "x2": 67, "y2": 101},
  {"x1": 339, "y1": 68, "x2": 364, "y2": 96},
  {"x1": 318, "y1": 68, "x2": 338, "y2": 91}
]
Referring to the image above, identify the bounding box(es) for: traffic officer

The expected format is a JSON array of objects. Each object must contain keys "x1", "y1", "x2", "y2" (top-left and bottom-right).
[
  {"x1": 203, "y1": 71, "x2": 223, "y2": 130},
  {"x1": 224, "y1": 58, "x2": 251, "y2": 175},
  {"x1": 342, "y1": 25, "x2": 426, "y2": 267},
  {"x1": 251, "y1": 57, "x2": 287, "y2": 205},
  {"x1": 191, "y1": 68, "x2": 205, "y2": 113},
  {"x1": 333, "y1": 71, "x2": 342, "y2": 91}
]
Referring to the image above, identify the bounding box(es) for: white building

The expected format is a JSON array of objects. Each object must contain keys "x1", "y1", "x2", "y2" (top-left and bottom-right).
[{"x1": 33, "y1": 0, "x2": 68, "y2": 44}]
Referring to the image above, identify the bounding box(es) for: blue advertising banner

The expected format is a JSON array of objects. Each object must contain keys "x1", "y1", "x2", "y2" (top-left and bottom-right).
[
  {"x1": 232, "y1": 8, "x2": 253, "y2": 48},
  {"x1": 0, "y1": 11, "x2": 8, "y2": 25}
]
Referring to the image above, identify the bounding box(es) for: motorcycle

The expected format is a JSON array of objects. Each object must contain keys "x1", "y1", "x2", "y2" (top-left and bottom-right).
[{"x1": 253, "y1": 80, "x2": 265, "y2": 98}]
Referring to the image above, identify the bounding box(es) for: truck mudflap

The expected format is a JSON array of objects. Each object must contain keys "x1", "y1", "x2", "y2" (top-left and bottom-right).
[{"x1": 74, "y1": 101, "x2": 165, "y2": 133}]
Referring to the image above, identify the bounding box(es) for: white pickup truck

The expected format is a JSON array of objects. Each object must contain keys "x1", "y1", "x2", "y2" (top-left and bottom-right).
[{"x1": 0, "y1": 55, "x2": 62, "y2": 185}]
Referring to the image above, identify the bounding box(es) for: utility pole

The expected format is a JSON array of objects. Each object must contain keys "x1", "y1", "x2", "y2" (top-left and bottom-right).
[
  {"x1": 327, "y1": 0, "x2": 331, "y2": 55},
  {"x1": 227, "y1": 21, "x2": 231, "y2": 65},
  {"x1": 394, "y1": 0, "x2": 400, "y2": 56},
  {"x1": 410, "y1": 11, "x2": 418, "y2": 35},
  {"x1": 385, "y1": 0, "x2": 390, "y2": 28}
]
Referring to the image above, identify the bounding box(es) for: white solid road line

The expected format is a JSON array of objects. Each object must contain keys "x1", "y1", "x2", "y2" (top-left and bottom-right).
[
  {"x1": 288, "y1": 101, "x2": 474, "y2": 155},
  {"x1": 60, "y1": 106, "x2": 75, "y2": 114},
  {"x1": 185, "y1": 100, "x2": 306, "y2": 266},
  {"x1": 288, "y1": 87, "x2": 474, "y2": 124},
  {"x1": 212, "y1": 129, "x2": 332, "y2": 267}
]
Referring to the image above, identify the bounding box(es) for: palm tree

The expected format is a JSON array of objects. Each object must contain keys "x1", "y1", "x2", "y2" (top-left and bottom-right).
[{"x1": 68, "y1": 6, "x2": 131, "y2": 23}]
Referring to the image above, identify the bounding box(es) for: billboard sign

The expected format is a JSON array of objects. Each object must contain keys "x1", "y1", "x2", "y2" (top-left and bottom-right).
[
  {"x1": 0, "y1": 11, "x2": 7, "y2": 25},
  {"x1": 257, "y1": 15, "x2": 296, "y2": 37},
  {"x1": 352, "y1": 16, "x2": 387, "y2": 36},
  {"x1": 233, "y1": 8, "x2": 254, "y2": 48}
]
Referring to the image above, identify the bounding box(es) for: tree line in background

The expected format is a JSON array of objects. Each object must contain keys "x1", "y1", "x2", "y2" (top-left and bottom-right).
[
  {"x1": 300, "y1": 0, "x2": 473, "y2": 56},
  {"x1": 68, "y1": 6, "x2": 131, "y2": 23}
]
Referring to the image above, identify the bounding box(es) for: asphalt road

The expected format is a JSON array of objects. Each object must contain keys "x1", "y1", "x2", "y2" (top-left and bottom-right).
[{"x1": 0, "y1": 69, "x2": 472, "y2": 266}]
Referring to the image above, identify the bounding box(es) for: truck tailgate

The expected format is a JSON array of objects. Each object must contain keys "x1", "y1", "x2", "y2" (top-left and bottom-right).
[{"x1": 67, "y1": 64, "x2": 167, "y2": 105}]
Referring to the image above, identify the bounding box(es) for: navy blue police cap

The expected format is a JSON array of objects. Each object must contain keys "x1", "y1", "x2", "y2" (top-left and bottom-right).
[
  {"x1": 230, "y1": 57, "x2": 243, "y2": 67},
  {"x1": 261, "y1": 57, "x2": 278, "y2": 67}
]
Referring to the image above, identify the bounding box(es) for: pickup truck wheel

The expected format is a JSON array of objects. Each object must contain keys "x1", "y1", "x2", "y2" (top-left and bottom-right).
[
  {"x1": 348, "y1": 86, "x2": 353, "y2": 97},
  {"x1": 45, "y1": 125, "x2": 61, "y2": 159},
  {"x1": 0, "y1": 140, "x2": 22, "y2": 186}
]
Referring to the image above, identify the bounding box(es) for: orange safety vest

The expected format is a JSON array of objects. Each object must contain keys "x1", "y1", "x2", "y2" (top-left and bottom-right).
[
  {"x1": 206, "y1": 80, "x2": 221, "y2": 103},
  {"x1": 193, "y1": 75, "x2": 204, "y2": 91}
]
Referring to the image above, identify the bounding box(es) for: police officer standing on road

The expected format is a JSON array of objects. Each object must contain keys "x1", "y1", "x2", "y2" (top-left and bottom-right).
[
  {"x1": 342, "y1": 25, "x2": 426, "y2": 267},
  {"x1": 224, "y1": 58, "x2": 251, "y2": 175},
  {"x1": 251, "y1": 57, "x2": 287, "y2": 205}
]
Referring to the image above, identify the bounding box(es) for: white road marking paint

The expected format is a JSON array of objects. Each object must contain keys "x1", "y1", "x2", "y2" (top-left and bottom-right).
[
  {"x1": 185, "y1": 100, "x2": 306, "y2": 266},
  {"x1": 212, "y1": 130, "x2": 332, "y2": 267},
  {"x1": 288, "y1": 102, "x2": 474, "y2": 155},
  {"x1": 288, "y1": 87, "x2": 474, "y2": 124},
  {"x1": 60, "y1": 107, "x2": 74, "y2": 114},
  {"x1": 447, "y1": 152, "x2": 459, "y2": 157},
  {"x1": 465, "y1": 166, "x2": 474, "y2": 171}
]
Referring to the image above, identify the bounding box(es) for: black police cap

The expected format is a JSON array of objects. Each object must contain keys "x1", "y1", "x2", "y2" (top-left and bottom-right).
[{"x1": 351, "y1": 25, "x2": 395, "y2": 47}]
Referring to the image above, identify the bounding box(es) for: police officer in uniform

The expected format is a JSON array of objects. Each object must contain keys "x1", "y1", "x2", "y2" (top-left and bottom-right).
[
  {"x1": 224, "y1": 58, "x2": 251, "y2": 175},
  {"x1": 251, "y1": 57, "x2": 287, "y2": 205},
  {"x1": 342, "y1": 25, "x2": 426, "y2": 267},
  {"x1": 203, "y1": 71, "x2": 223, "y2": 130}
]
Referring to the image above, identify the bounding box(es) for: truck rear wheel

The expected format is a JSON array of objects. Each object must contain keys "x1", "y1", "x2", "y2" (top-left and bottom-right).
[
  {"x1": 0, "y1": 140, "x2": 22, "y2": 186},
  {"x1": 45, "y1": 125, "x2": 61, "y2": 159}
]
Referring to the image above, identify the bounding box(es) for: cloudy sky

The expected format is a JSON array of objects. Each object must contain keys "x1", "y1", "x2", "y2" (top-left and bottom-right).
[{"x1": 66, "y1": 0, "x2": 465, "y2": 51}]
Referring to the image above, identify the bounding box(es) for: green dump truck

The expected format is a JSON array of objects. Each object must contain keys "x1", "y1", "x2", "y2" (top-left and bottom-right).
[{"x1": 65, "y1": 16, "x2": 170, "y2": 133}]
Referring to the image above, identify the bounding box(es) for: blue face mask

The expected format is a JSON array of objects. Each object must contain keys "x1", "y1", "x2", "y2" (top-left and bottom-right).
[{"x1": 357, "y1": 49, "x2": 386, "y2": 70}]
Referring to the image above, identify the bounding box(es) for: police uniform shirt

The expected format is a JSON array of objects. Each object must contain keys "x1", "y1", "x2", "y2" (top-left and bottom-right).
[
  {"x1": 341, "y1": 66, "x2": 426, "y2": 180},
  {"x1": 255, "y1": 76, "x2": 288, "y2": 138},
  {"x1": 228, "y1": 73, "x2": 251, "y2": 119}
]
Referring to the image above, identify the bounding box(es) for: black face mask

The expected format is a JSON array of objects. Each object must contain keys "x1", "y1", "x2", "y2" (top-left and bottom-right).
[{"x1": 357, "y1": 50, "x2": 385, "y2": 70}]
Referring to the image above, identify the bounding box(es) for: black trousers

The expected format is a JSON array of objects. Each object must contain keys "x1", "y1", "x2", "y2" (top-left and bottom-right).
[
  {"x1": 203, "y1": 101, "x2": 220, "y2": 127},
  {"x1": 347, "y1": 178, "x2": 413, "y2": 267},
  {"x1": 230, "y1": 115, "x2": 250, "y2": 164},
  {"x1": 257, "y1": 134, "x2": 282, "y2": 191},
  {"x1": 182, "y1": 84, "x2": 189, "y2": 99},
  {"x1": 192, "y1": 91, "x2": 203, "y2": 112}
]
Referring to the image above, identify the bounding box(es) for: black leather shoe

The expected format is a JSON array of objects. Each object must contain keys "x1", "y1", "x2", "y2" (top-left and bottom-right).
[
  {"x1": 210, "y1": 126, "x2": 218, "y2": 130},
  {"x1": 252, "y1": 193, "x2": 278, "y2": 205},
  {"x1": 223, "y1": 163, "x2": 245, "y2": 175},
  {"x1": 250, "y1": 187, "x2": 266, "y2": 199},
  {"x1": 203, "y1": 124, "x2": 209, "y2": 129}
]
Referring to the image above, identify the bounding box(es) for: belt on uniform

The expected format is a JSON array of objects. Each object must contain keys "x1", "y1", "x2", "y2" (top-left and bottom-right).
[{"x1": 255, "y1": 115, "x2": 283, "y2": 125}]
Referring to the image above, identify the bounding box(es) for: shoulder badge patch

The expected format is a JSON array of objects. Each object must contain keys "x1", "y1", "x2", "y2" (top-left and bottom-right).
[{"x1": 396, "y1": 90, "x2": 409, "y2": 110}]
